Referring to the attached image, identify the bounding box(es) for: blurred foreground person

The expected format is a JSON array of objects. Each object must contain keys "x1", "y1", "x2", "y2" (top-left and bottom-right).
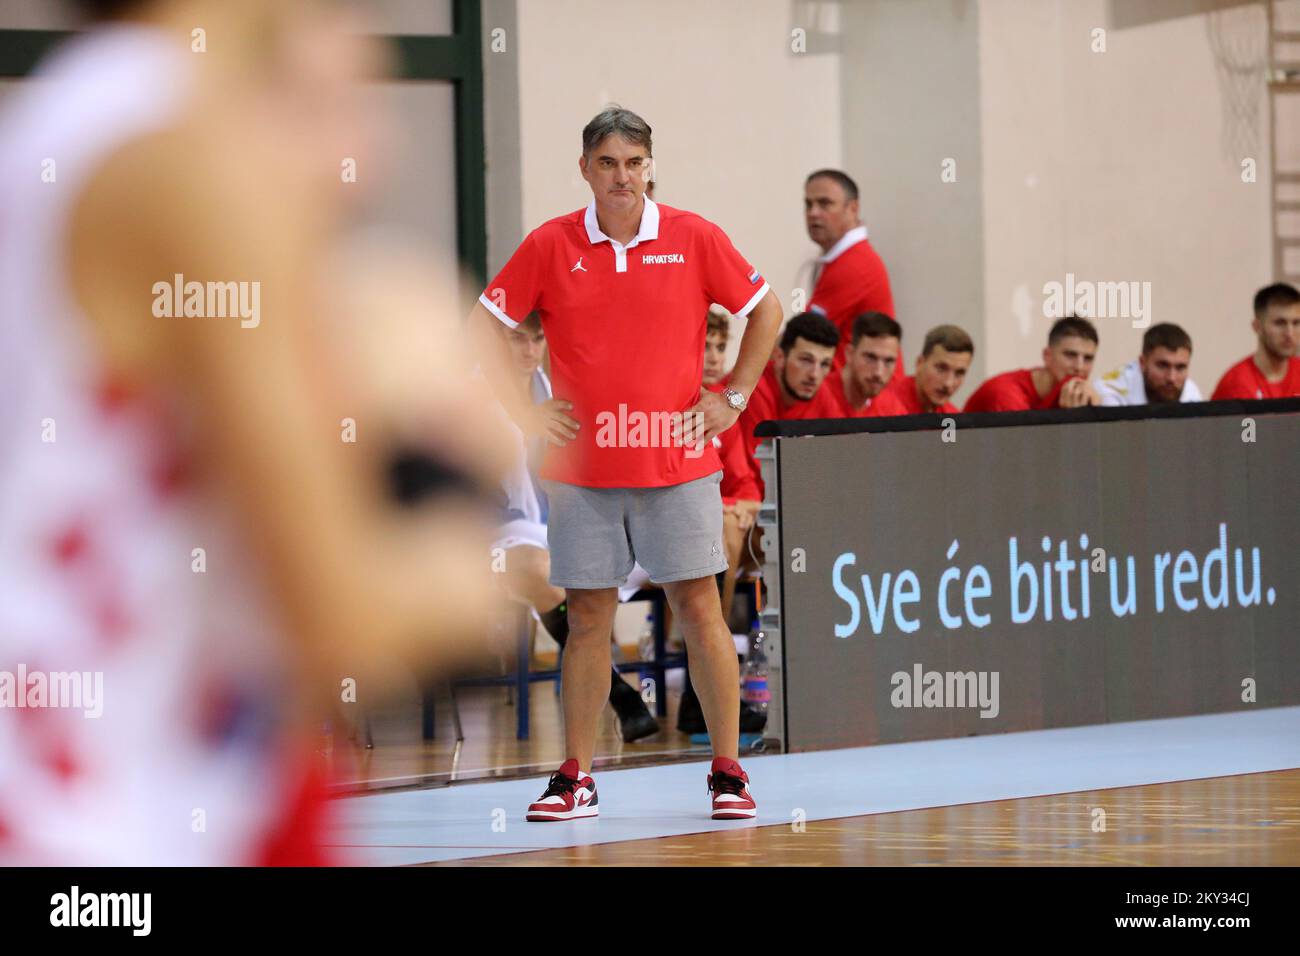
[{"x1": 0, "y1": 0, "x2": 507, "y2": 865}]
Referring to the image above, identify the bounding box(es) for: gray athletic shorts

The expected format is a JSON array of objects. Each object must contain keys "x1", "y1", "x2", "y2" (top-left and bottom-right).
[{"x1": 541, "y1": 470, "x2": 727, "y2": 590}]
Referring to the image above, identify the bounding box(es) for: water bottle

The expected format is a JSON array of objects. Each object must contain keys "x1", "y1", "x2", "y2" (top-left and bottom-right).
[
  {"x1": 740, "y1": 628, "x2": 770, "y2": 713},
  {"x1": 637, "y1": 612, "x2": 655, "y2": 661},
  {"x1": 636, "y1": 612, "x2": 656, "y2": 689}
]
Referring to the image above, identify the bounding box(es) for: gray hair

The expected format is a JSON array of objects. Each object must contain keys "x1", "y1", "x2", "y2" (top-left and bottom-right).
[{"x1": 582, "y1": 105, "x2": 653, "y2": 157}]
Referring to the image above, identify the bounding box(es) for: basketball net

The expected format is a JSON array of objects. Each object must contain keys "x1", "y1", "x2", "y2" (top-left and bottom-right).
[{"x1": 1206, "y1": 3, "x2": 1268, "y2": 160}]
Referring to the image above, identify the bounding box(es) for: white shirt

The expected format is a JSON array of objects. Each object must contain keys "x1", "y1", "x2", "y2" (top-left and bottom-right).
[
  {"x1": 1094, "y1": 359, "x2": 1203, "y2": 406},
  {"x1": 499, "y1": 368, "x2": 552, "y2": 525}
]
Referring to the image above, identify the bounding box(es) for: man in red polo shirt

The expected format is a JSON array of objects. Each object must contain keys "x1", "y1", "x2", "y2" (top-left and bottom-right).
[
  {"x1": 804, "y1": 169, "x2": 895, "y2": 371},
  {"x1": 1212, "y1": 282, "x2": 1300, "y2": 399},
  {"x1": 963, "y1": 316, "x2": 1102, "y2": 412},
  {"x1": 469, "y1": 106, "x2": 782, "y2": 821},
  {"x1": 887, "y1": 325, "x2": 975, "y2": 414},
  {"x1": 826, "y1": 312, "x2": 910, "y2": 418}
]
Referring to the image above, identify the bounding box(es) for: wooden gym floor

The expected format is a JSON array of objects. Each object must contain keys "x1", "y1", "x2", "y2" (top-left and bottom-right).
[
  {"x1": 427, "y1": 768, "x2": 1300, "y2": 866},
  {"x1": 329, "y1": 691, "x2": 1300, "y2": 866}
]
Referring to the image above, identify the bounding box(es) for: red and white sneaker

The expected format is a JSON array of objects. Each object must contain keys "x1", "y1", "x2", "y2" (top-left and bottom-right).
[
  {"x1": 526, "y1": 759, "x2": 599, "y2": 822},
  {"x1": 707, "y1": 757, "x2": 756, "y2": 819}
]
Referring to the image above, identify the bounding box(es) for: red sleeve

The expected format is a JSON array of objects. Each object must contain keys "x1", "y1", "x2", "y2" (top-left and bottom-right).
[
  {"x1": 718, "y1": 424, "x2": 760, "y2": 503},
  {"x1": 727, "y1": 377, "x2": 779, "y2": 500},
  {"x1": 480, "y1": 230, "x2": 545, "y2": 328},
  {"x1": 737, "y1": 405, "x2": 764, "y2": 489},
  {"x1": 1211, "y1": 362, "x2": 1252, "y2": 400},
  {"x1": 963, "y1": 375, "x2": 1009, "y2": 412},
  {"x1": 701, "y1": 222, "x2": 770, "y2": 318}
]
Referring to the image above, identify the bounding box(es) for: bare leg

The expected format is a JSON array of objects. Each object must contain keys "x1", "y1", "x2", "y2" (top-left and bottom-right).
[
  {"x1": 721, "y1": 510, "x2": 745, "y2": 623},
  {"x1": 561, "y1": 587, "x2": 619, "y2": 770},
  {"x1": 663, "y1": 575, "x2": 737, "y2": 761}
]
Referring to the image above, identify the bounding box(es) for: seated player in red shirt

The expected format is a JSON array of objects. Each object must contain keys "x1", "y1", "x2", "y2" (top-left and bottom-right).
[
  {"x1": 1211, "y1": 282, "x2": 1300, "y2": 400},
  {"x1": 827, "y1": 312, "x2": 910, "y2": 418},
  {"x1": 887, "y1": 325, "x2": 975, "y2": 414},
  {"x1": 721, "y1": 312, "x2": 841, "y2": 504},
  {"x1": 963, "y1": 316, "x2": 1101, "y2": 412}
]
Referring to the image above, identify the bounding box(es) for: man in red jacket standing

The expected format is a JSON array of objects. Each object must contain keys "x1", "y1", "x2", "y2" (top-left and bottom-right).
[{"x1": 804, "y1": 170, "x2": 895, "y2": 371}]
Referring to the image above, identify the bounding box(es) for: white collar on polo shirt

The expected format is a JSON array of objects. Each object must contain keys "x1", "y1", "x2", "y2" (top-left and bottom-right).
[
  {"x1": 817, "y1": 224, "x2": 869, "y2": 264},
  {"x1": 584, "y1": 196, "x2": 659, "y2": 273}
]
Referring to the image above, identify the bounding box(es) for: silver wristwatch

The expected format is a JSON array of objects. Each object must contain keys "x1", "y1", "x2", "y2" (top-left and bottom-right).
[{"x1": 721, "y1": 386, "x2": 748, "y2": 412}]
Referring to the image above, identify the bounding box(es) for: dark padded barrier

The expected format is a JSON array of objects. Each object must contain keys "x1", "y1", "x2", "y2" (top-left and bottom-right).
[{"x1": 766, "y1": 399, "x2": 1299, "y2": 751}]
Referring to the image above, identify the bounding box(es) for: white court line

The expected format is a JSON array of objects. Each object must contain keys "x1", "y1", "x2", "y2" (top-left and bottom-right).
[{"x1": 337, "y1": 746, "x2": 710, "y2": 790}]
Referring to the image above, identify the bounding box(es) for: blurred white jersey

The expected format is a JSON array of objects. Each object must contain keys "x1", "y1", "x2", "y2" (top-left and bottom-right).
[
  {"x1": 0, "y1": 26, "x2": 310, "y2": 864},
  {"x1": 494, "y1": 369, "x2": 551, "y2": 551},
  {"x1": 1094, "y1": 359, "x2": 1203, "y2": 406}
]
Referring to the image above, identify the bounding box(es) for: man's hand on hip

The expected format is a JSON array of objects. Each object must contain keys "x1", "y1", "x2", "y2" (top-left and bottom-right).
[
  {"x1": 524, "y1": 398, "x2": 581, "y2": 446},
  {"x1": 674, "y1": 387, "x2": 739, "y2": 450}
]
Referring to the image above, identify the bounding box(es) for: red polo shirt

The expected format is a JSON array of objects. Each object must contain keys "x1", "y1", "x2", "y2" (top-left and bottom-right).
[
  {"x1": 963, "y1": 368, "x2": 1069, "y2": 412},
  {"x1": 480, "y1": 198, "x2": 770, "y2": 487},
  {"x1": 721, "y1": 363, "x2": 840, "y2": 501},
  {"x1": 807, "y1": 226, "x2": 895, "y2": 370},
  {"x1": 826, "y1": 370, "x2": 910, "y2": 418},
  {"x1": 886, "y1": 374, "x2": 958, "y2": 415},
  {"x1": 1211, "y1": 355, "x2": 1300, "y2": 400}
]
